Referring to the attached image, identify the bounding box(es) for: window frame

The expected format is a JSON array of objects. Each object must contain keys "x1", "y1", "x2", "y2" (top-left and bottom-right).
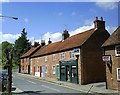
[
  {"x1": 60, "y1": 52, "x2": 65, "y2": 60},
  {"x1": 45, "y1": 56, "x2": 48, "y2": 62},
  {"x1": 52, "y1": 54, "x2": 56, "y2": 61},
  {"x1": 52, "y1": 65, "x2": 56, "y2": 74},
  {"x1": 70, "y1": 50, "x2": 74, "y2": 59},
  {"x1": 117, "y1": 68, "x2": 120, "y2": 81},
  {"x1": 115, "y1": 45, "x2": 120, "y2": 56}
]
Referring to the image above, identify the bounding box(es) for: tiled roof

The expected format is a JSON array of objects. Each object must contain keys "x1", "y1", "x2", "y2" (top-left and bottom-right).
[
  {"x1": 102, "y1": 26, "x2": 120, "y2": 47},
  {"x1": 20, "y1": 46, "x2": 40, "y2": 58},
  {"x1": 31, "y1": 28, "x2": 95, "y2": 58}
]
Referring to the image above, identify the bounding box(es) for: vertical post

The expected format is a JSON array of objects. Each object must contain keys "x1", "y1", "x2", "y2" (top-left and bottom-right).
[{"x1": 7, "y1": 51, "x2": 13, "y2": 95}]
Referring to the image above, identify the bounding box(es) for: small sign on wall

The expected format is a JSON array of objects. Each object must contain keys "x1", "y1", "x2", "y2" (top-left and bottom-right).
[{"x1": 102, "y1": 55, "x2": 111, "y2": 64}]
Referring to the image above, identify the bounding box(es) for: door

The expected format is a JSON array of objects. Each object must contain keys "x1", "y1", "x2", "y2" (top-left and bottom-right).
[
  {"x1": 60, "y1": 65, "x2": 67, "y2": 81},
  {"x1": 40, "y1": 66, "x2": 42, "y2": 77},
  {"x1": 56, "y1": 65, "x2": 60, "y2": 80},
  {"x1": 28, "y1": 65, "x2": 30, "y2": 74},
  {"x1": 34, "y1": 67, "x2": 35, "y2": 75},
  {"x1": 42, "y1": 66, "x2": 45, "y2": 77},
  {"x1": 71, "y1": 65, "x2": 78, "y2": 84}
]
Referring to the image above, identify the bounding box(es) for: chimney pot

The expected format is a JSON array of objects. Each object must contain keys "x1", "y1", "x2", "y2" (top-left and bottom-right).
[
  {"x1": 48, "y1": 38, "x2": 52, "y2": 44},
  {"x1": 101, "y1": 17, "x2": 103, "y2": 21},
  {"x1": 41, "y1": 40, "x2": 46, "y2": 47},
  {"x1": 62, "y1": 30, "x2": 70, "y2": 40}
]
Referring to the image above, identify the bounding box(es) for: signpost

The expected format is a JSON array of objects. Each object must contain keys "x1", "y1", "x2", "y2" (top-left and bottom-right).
[{"x1": 102, "y1": 55, "x2": 111, "y2": 65}]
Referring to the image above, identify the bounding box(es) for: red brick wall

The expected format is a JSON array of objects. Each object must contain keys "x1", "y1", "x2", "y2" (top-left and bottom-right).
[
  {"x1": 31, "y1": 50, "x2": 82, "y2": 82},
  {"x1": 81, "y1": 29, "x2": 110, "y2": 84},
  {"x1": 104, "y1": 46, "x2": 120, "y2": 91}
]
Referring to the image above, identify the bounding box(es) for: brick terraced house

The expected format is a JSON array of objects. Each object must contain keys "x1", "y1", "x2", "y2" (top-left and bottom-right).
[
  {"x1": 20, "y1": 42, "x2": 41, "y2": 74},
  {"x1": 102, "y1": 26, "x2": 120, "y2": 91},
  {"x1": 29, "y1": 17, "x2": 110, "y2": 84}
]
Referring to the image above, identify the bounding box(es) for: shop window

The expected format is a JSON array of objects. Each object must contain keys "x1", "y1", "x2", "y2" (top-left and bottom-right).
[
  {"x1": 115, "y1": 45, "x2": 120, "y2": 56},
  {"x1": 117, "y1": 68, "x2": 120, "y2": 81},
  {"x1": 52, "y1": 66, "x2": 56, "y2": 74}
]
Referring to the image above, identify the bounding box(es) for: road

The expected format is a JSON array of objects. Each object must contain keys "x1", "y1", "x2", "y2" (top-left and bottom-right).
[{"x1": 12, "y1": 72, "x2": 102, "y2": 95}]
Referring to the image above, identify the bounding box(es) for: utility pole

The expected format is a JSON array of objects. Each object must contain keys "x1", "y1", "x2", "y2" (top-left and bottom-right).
[
  {"x1": 4, "y1": 48, "x2": 13, "y2": 95},
  {"x1": 1, "y1": 15, "x2": 18, "y2": 94}
]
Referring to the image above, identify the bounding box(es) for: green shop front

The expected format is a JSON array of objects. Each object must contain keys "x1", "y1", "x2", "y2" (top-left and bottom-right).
[{"x1": 58, "y1": 60, "x2": 79, "y2": 84}]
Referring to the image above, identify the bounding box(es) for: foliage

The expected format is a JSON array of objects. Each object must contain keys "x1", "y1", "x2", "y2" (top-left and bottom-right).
[
  {"x1": 13, "y1": 28, "x2": 32, "y2": 66},
  {"x1": 0, "y1": 41, "x2": 13, "y2": 68}
]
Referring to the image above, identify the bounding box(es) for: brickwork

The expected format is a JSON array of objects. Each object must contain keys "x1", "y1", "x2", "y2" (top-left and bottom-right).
[
  {"x1": 81, "y1": 30, "x2": 109, "y2": 84},
  {"x1": 104, "y1": 46, "x2": 120, "y2": 91}
]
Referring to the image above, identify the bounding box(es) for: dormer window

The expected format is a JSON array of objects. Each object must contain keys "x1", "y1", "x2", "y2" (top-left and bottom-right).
[{"x1": 115, "y1": 45, "x2": 120, "y2": 56}]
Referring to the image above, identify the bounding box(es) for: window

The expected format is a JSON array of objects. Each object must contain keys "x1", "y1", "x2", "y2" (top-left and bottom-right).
[
  {"x1": 70, "y1": 50, "x2": 74, "y2": 59},
  {"x1": 37, "y1": 66, "x2": 40, "y2": 72},
  {"x1": 60, "y1": 53, "x2": 65, "y2": 60},
  {"x1": 117, "y1": 68, "x2": 120, "y2": 81},
  {"x1": 52, "y1": 66, "x2": 56, "y2": 74},
  {"x1": 52, "y1": 54, "x2": 56, "y2": 61},
  {"x1": 22, "y1": 59, "x2": 24, "y2": 63},
  {"x1": 45, "y1": 56, "x2": 48, "y2": 62},
  {"x1": 36, "y1": 57, "x2": 40, "y2": 63},
  {"x1": 30, "y1": 59, "x2": 32, "y2": 64},
  {"x1": 45, "y1": 66, "x2": 48, "y2": 73},
  {"x1": 115, "y1": 45, "x2": 120, "y2": 56},
  {"x1": 26, "y1": 58, "x2": 29, "y2": 64}
]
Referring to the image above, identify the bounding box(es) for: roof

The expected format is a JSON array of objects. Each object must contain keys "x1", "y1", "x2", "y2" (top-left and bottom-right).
[
  {"x1": 102, "y1": 26, "x2": 120, "y2": 47},
  {"x1": 31, "y1": 28, "x2": 95, "y2": 58},
  {"x1": 20, "y1": 46, "x2": 40, "y2": 58}
]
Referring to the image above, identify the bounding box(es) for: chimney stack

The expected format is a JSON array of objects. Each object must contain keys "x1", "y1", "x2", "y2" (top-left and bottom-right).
[
  {"x1": 41, "y1": 40, "x2": 46, "y2": 47},
  {"x1": 48, "y1": 38, "x2": 52, "y2": 44},
  {"x1": 94, "y1": 17, "x2": 105, "y2": 30},
  {"x1": 62, "y1": 30, "x2": 70, "y2": 41},
  {"x1": 34, "y1": 42, "x2": 40, "y2": 47}
]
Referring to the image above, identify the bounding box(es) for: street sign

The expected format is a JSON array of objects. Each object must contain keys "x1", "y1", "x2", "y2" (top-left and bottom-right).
[{"x1": 102, "y1": 55, "x2": 111, "y2": 64}]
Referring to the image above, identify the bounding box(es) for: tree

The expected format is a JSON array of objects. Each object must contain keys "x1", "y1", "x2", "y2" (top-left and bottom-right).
[
  {"x1": 13, "y1": 28, "x2": 31, "y2": 71},
  {"x1": 0, "y1": 41, "x2": 13, "y2": 68}
]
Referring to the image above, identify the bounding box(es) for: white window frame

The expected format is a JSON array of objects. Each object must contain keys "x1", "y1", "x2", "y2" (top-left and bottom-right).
[
  {"x1": 115, "y1": 45, "x2": 120, "y2": 56},
  {"x1": 45, "y1": 66, "x2": 48, "y2": 73},
  {"x1": 60, "y1": 52, "x2": 65, "y2": 60},
  {"x1": 70, "y1": 50, "x2": 74, "y2": 59},
  {"x1": 26, "y1": 58, "x2": 29, "y2": 64},
  {"x1": 52, "y1": 54, "x2": 56, "y2": 61},
  {"x1": 117, "y1": 68, "x2": 120, "y2": 81},
  {"x1": 45, "y1": 56, "x2": 48, "y2": 62},
  {"x1": 52, "y1": 66, "x2": 56, "y2": 74},
  {"x1": 30, "y1": 58, "x2": 32, "y2": 64},
  {"x1": 37, "y1": 57, "x2": 40, "y2": 63}
]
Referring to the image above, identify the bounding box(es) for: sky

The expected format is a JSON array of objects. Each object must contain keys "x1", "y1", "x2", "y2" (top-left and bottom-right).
[{"x1": 0, "y1": 1, "x2": 119, "y2": 45}]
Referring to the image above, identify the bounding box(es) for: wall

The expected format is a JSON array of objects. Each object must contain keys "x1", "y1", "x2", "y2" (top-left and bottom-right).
[
  {"x1": 31, "y1": 49, "x2": 82, "y2": 83},
  {"x1": 81, "y1": 29, "x2": 110, "y2": 84},
  {"x1": 104, "y1": 46, "x2": 120, "y2": 91}
]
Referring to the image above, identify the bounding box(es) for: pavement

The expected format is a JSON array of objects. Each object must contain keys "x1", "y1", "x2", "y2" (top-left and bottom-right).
[{"x1": 12, "y1": 73, "x2": 120, "y2": 95}]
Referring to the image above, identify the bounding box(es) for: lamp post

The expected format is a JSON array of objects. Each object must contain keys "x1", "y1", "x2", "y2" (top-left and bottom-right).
[
  {"x1": 1, "y1": 15, "x2": 18, "y2": 94},
  {"x1": 0, "y1": 15, "x2": 18, "y2": 20}
]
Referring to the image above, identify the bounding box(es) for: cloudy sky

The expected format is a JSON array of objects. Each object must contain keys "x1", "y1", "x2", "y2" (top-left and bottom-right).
[{"x1": 0, "y1": 1, "x2": 119, "y2": 44}]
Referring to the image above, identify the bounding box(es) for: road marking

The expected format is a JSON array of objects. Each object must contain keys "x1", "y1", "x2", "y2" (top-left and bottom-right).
[
  {"x1": 41, "y1": 85, "x2": 60, "y2": 92},
  {"x1": 27, "y1": 80, "x2": 36, "y2": 84}
]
